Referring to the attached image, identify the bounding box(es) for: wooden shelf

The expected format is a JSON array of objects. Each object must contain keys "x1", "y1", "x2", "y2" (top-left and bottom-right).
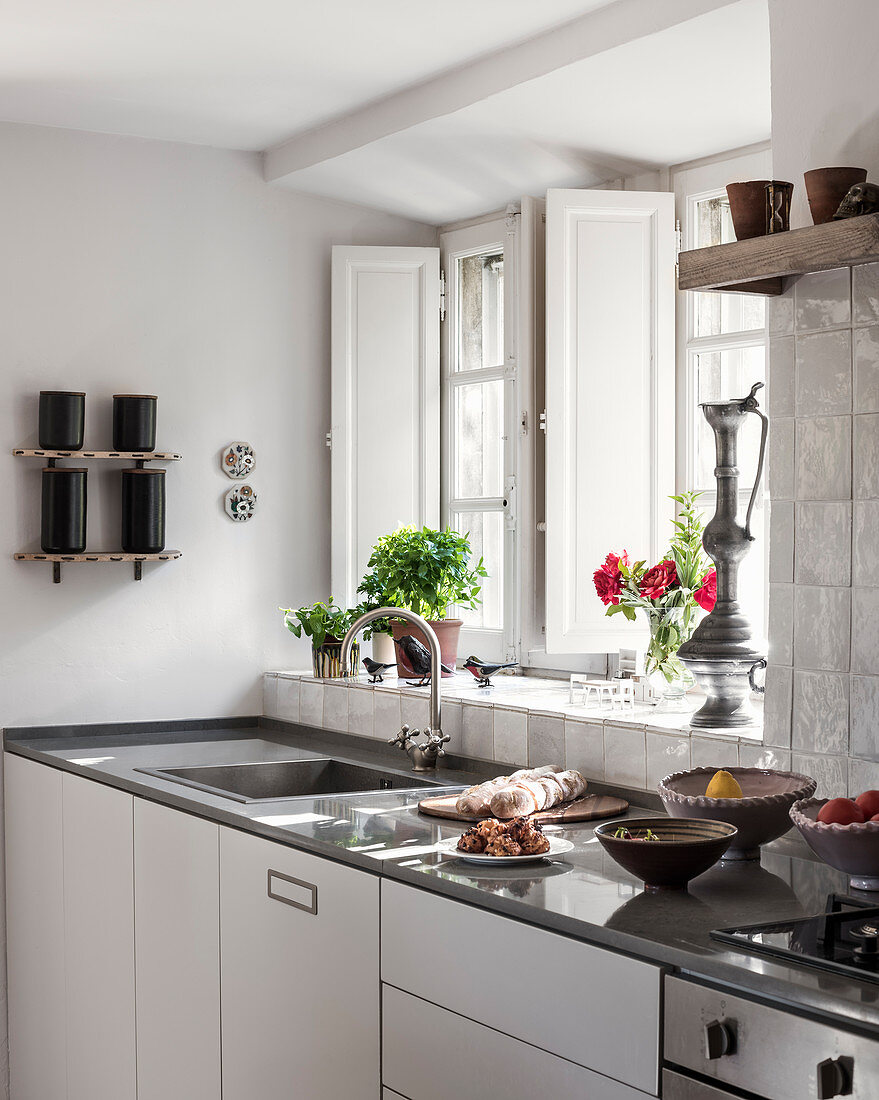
[
  {"x1": 13, "y1": 449, "x2": 181, "y2": 461},
  {"x1": 678, "y1": 212, "x2": 879, "y2": 295},
  {"x1": 15, "y1": 550, "x2": 182, "y2": 584}
]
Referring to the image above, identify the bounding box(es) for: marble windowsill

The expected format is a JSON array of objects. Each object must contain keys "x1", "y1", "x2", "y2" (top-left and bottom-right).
[{"x1": 263, "y1": 670, "x2": 769, "y2": 795}]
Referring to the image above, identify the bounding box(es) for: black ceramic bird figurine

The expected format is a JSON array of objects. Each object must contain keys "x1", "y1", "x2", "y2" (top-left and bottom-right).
[
  {"x1": 395, "y1": 634, "x2": 453, "y2": 685},
  {"x1": 463, "y1": 655, "x2": 518, "y2": 687},
  {"x1": 362, "y1": 657, "x2": 396, "y2": 683}
]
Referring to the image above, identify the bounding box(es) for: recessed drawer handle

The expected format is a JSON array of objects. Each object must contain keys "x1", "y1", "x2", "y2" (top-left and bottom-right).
[
  {"x1": 817, "y1": 1056, "x2": 851, "y2": 1099},
  {"x1": 267, "y1": 869, "x2": 317, "y2": 915}
]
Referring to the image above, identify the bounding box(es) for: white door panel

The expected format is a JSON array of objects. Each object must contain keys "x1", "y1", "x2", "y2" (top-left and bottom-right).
[
  {"x1": 331, "y1": 246, "x2": 440, "y2": 607},
  {"x1": 545, "y1": 188, "x2": 675, "y2": 654}
]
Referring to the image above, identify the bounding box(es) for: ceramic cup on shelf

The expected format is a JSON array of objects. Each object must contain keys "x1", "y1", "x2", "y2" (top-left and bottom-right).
[
  {"x1": 41, "y1": 467, "x2": 87, "y2": 553},
  {"x1": 38, "y1": 391, "x2": 85, "y2": 450},
  {"x1": 113, "y1": 394, "x2": 157, "y2": 452},
  {"x1": 804, "y1": 166, "x2": 868, "y2": 225}
]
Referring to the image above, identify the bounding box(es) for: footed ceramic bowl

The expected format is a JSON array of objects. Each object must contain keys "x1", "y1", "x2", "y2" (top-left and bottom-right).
[
  {"x1": 594, "y1": 817, "x2": 737, "y2": 892},
  {"x1": 790, "y1": 798, "x2": 879, "y2": 892},
  {"x1": 658, "y1": 766, "x2": 816, "y2": 860}
]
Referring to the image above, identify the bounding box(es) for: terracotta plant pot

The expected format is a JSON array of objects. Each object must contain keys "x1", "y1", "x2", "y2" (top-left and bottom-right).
[
  {"x1": 312, "y1": 639, "x2": 359, "y2": 679},
  {"x1": 390, "y1": 618, "x2": 462, "y2": 678},
  {"x1": 804, "y1": 166, "x2": 868, "y2": 224},
  {"x1": 726, "y1": 180, "x2": 771, "y2": 240}
]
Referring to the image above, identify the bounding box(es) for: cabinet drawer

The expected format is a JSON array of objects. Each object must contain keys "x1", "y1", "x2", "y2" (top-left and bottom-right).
[
  {"x1": 381, "y1": 881, "x2": 660, "y2": 1094},
  {"x1": 383, "y1": 985, "x2": 655, "y2": 1100},
  {"x1": 665, "y1": 976, "x2": 879, "y2": 1100}
]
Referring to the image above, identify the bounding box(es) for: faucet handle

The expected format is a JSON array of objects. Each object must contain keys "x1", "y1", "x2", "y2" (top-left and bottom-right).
[
  {"x1": 389, "y1": 725, "x2": 413, "y2": 749},
  {"x1": 424, "y1": 730, "x2": 450, "y2": 755}
]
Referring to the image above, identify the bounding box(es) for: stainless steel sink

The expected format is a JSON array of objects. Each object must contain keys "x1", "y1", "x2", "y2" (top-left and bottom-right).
[{"x1": 137, "y1": 758, "x2": 444, "y2": 803}]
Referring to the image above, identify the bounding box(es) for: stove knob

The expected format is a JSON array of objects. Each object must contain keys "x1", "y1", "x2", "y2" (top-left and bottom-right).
[
  {"x1": 704, "y1": 1019, "x2": 735, "y2": 1060},
  {"x1": 816, "y1": 1057, "x2": 849, "y2": 1099}
]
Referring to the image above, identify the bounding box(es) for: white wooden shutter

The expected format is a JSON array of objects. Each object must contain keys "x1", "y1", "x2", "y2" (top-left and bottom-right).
[
  {"x1": 545, "y1": 189, "x2": 675, "y2": 654},
  {"x1": 331, "y1": 246, "x2": 440, "y2": 608}
]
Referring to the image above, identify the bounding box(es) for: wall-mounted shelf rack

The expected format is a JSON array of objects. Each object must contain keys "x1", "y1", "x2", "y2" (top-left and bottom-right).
[
  {"x1": 15, "y1": 550, "x2": 182, "y2": 584},
  {"x1": 678, "y1": 212, "x2": 879, "y2": 296},
  {"x1": 13, "y1": 447, "x2": 182, "y2": 583}
]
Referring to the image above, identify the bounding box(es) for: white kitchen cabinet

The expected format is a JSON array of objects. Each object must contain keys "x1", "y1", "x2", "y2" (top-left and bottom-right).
[
  {"x1": 381, "y1": 880, "x2": 661, "y2": 1095},
  {"x1": 134, "y1": 799, "x2": 221, "y2": 1100},
  {"x1": 383, "y1": 986, "x2": 655, "y2": 1100},
  {"x1": 62, "y1": 771, "x2": 137, "y2": 1100},
  {"x1": 544, "y1": 187, "x2": 675, "y2": 654},
  {"x1": 220, "y1": 826, "x2": 381, "y2": 1100},
  {"x1": 6, "y1": 757, "x2": 137, "y2": 1100},
  {"x1": 5, "y1": 754, "x2": 67, "y2": 1100}
]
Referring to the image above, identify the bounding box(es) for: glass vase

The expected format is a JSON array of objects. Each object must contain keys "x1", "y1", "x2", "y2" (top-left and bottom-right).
[{"x1": 645, "y1": 608, "x2": 696, "y2": 709}]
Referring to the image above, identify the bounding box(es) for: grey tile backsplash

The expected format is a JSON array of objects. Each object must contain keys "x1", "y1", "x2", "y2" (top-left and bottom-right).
[{"x1": 767, "y1": 264, "x2": 879, "y2": 793}]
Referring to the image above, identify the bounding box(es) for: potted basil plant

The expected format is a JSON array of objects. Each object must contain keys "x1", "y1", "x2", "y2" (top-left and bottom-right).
[
  {"x1": 357, "y1": 525, "x2": 487, "y2": 677},
  {"x1": 280, "y1": 600, "x2": 359, "y2": 679}
]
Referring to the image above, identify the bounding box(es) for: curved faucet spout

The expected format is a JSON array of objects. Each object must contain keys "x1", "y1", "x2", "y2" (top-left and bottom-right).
[{"x1": 340, "y1": 607, "x2": 444, "y2": 754}]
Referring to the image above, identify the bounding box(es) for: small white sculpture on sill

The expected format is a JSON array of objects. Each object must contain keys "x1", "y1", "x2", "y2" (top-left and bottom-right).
[
  {"x1": 569, "y1": 675, "x2": 635, "y2": 712},
  {"x1": 225, "y1": 483, "x2": 257, "y2": 522},
  {"x1": 221, "y1": 441, "x2": 256, "y2": 479}
]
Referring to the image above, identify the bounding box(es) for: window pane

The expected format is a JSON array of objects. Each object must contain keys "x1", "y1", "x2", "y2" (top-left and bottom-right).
[
  {"x1": 452, "y1": 510, "x2": 503, "y2": 631},
  {"x1": 454, "y1": 379, "x2": 504, "y2": 498},
  {"x1": 693, "y1": 195, "x2": 765, "y2": 337},
  {"x1": 457, "y1": 251, "x2": 504, "y2": 371},
  {"x1": 694, "y1": 345, "x2": 766, "y2": 491}
]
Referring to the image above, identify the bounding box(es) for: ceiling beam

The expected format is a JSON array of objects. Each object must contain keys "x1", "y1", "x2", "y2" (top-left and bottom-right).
[{"x1": 264, "y1": 0, "x2": 741, "y2": 183}]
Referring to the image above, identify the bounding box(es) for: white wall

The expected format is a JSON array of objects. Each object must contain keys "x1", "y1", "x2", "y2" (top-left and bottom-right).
[
  {"x1": 1, "y1": 121, "x2": 435, "y2": 730},
  {"x1": 769, "y1": 0, "x2": 879, "y2": 227}
]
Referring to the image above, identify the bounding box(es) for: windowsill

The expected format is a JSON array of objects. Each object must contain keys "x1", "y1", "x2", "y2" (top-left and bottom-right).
[{"x1": 266, "y1": 668, "x2": 764, "y2": 742}]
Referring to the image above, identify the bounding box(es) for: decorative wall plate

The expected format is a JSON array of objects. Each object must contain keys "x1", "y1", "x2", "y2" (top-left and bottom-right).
[
  {"x1": 222, "y1": 441, "x2": 255, "y2": 479},
  {"x1": 225, "y1": 483, "x2": 257, "y2": 522}
]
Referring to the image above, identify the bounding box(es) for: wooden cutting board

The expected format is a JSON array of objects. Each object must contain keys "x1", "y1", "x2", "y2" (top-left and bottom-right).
[{"x1": 417, "y1": 792, "x2": 629, "y2": 825}]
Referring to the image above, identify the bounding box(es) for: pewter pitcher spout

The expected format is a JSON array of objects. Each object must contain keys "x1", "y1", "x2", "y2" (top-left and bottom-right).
[{"x1": 677, "y1": 382, "x2": 768, "y2": 728}]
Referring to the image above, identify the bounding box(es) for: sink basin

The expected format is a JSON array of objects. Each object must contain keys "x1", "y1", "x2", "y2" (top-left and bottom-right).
[{"x1": 138, "y1": 758, "x2": 444, "y2": 803}]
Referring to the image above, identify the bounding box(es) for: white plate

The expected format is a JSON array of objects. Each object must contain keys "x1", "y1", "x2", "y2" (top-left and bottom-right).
[{"x1": 436, "y1": 836, "x2": 574, "y2": 864}]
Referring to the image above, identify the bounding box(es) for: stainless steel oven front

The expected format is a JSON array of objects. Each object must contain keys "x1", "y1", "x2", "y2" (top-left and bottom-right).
[{"x1": 664, "y1": 975, "x2": 879, "y2": 1099}]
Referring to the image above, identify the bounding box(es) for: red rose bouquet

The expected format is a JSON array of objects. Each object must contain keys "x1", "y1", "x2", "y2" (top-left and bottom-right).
[{"x1": 593, "y1": 491, "x2": 716, "y2": 685}]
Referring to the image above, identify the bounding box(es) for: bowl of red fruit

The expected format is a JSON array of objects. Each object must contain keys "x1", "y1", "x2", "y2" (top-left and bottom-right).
[{"x1": 790, "y1": 790, "x2": 879, "y2": 891}]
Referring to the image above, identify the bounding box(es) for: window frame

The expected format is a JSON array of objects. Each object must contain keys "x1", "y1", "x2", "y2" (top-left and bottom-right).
[
  {"x1": 440, "y1": 214, "x2": 519, "y2": 662},
  {"x1": 673, "y1": 146, "x2": 772, "y2": 644}
]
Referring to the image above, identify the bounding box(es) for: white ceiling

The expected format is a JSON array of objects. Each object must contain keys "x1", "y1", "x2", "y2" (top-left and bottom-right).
[
  {"x1": 0, "y1": 0, "x2": 615, "y2": 149},
  {"x1": 280, "y1": 0, "x2": 772, "y2": 223}
]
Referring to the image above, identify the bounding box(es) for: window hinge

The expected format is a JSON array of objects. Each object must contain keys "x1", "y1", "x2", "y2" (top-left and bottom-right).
[
  {"x1": 521, "y1": 410, "x2": 529, "y2": 435},
  {"x1": 675, "y1": 219, "x2": 682, "y2": 274},
  {"x1": 538, "y1": 410, "x2": 547, "y2": 433},
  {"x1": 325, "y1": 431, "x2": 333, "y2": 450},
  {"x1": 439, "y1": 268, "x2": 446, "y2": 322}
]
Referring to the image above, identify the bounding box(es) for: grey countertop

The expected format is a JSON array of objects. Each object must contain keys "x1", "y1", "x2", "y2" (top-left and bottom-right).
[{"x1": 5, "y1": 719, "x2": 878, "y2": 1036}]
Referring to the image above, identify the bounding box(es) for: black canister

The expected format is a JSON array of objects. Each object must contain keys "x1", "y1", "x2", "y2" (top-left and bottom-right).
[
  {"x1": 113, "y1": 394, "x2": 157, "y2": 452},
  {"x1": 121, "y1": 468, "x2": 165, "y2": 553},
  {"x1": 39, "y1": 391, "x2": 85, "y2": 450},
  {"x1": 41, "y1": 468, "x2": 87, "y2": 553}
]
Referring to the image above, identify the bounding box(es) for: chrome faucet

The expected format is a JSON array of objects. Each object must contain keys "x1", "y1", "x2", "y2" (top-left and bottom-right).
[{"x1": 340, "y1": 607, "x2": 450, "y2": 771}]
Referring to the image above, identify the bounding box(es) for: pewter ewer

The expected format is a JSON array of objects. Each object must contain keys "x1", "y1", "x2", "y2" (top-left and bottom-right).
[{"x1": 677, "y1": 383, "x2": 768, "y2": 728}]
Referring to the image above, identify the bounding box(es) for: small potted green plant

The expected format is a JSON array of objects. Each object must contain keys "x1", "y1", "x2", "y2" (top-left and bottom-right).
[
  {"x1": 279, "y1": 600, "x2": 359, "y2": 678},
  {"x1": 357, "y1": 525, "x2": 487, "y2": 676}
]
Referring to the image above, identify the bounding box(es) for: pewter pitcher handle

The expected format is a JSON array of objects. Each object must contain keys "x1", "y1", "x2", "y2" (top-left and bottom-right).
[{"x1": 741, "y1": 382, "x2": 768, "y2": 542}]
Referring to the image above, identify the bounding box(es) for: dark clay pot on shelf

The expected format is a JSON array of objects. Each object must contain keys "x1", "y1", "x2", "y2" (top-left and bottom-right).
[
  {"x1": 121, "y1": 468, "x2": 165, "y2": 553},
  {"x1": 726, "y1": 180, "x2": 793, "y2": 239},
  {"x1": 804, "y1": 166, "x2": 868, "y2": 224},
  {"x1": 113, "y1": 394, "x2": 157, "y2": 452},
  {"x1": 41, "y1": 467, "x2": 87, "y2": 553},
  {"x1": 39, "y1": 391, "x2": 85, "y2": 450}
]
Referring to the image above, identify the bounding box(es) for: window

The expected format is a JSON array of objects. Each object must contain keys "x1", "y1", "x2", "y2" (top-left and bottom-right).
[
  {"x1": 441, "y1": 217, "x2": 518, "y2": 661},
  {"x1": 675, "y1": 150, "x2": 771, "y2": 643}
]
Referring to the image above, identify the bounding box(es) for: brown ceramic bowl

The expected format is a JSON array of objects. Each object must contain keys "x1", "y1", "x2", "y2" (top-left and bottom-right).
[
  {"x1": 658, "y1": 767, "x2": 816, "y2": 860},
  {"x1": 594, "y1": 817, "x2": 736, "y2": 892},
  {"x1": 791, "y1": 798, "x2": 879, "y2": 892}
]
